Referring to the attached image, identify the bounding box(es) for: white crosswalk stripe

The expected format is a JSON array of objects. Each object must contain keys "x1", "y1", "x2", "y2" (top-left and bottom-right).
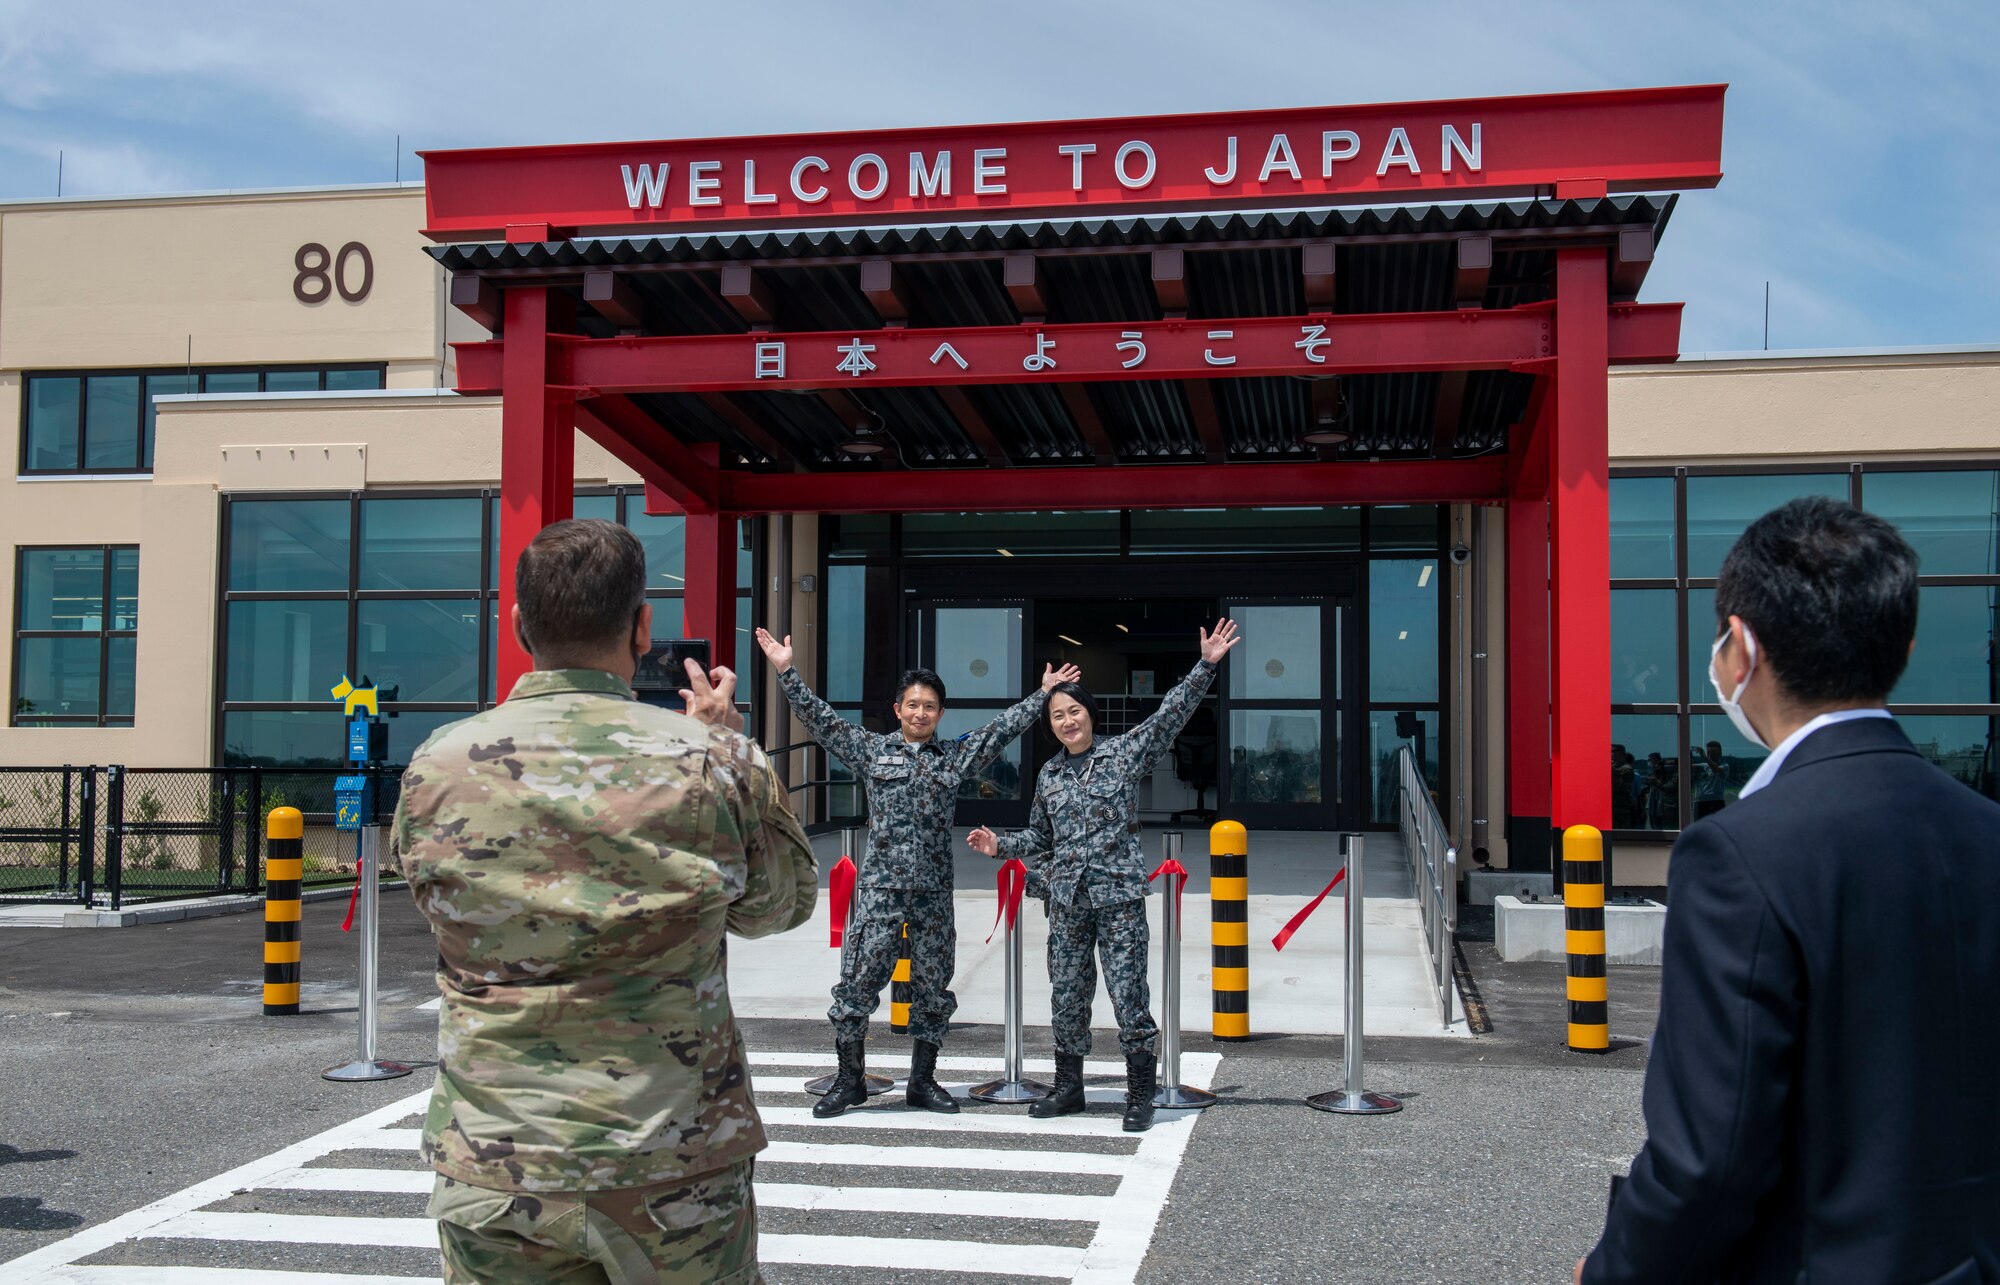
[{"x1": 2, "y1": 1048, "x2": 1220, "y2": 1285}]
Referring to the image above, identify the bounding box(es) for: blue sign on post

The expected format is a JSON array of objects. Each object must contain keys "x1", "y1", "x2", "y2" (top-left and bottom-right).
[
  {"x1": 335, "y1": 773, "x2": 368, "y2": 832},
  {"x1": 348, "y1": 718, "x2": 371, "y2": 764}
]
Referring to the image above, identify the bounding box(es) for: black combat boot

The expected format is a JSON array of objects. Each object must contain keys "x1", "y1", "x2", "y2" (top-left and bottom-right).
[
  {"x1": 1029, "y1": 1052, "x2": 1087, "y2": 1119},
  {"x1": 905, "y1": 1039, "x2": 959, "y2": 1113},
  {"x1": 812, "y1": 1039, "x2": 869, "y2": 1119},
  {"x1": 1122, "y1": 1048, "x2": 1158, "y2": 1133}
]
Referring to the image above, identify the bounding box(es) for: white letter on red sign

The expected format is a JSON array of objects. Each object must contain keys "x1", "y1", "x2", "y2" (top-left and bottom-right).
[
  {"x1": 792, "y1": 157, "x2": 830, "y2": 203},
  {"x1": 1059, "y1": 142, "x2": 1097, "y2": 191},
  {"x1": 836, "y1": 338, "x2": 878, "y2": 377},
  {"x1": 1296, "y1": 324, "x2": 1330, "y2": 364},
  {"x1": 1443, "y1": 123, "x2": 1482, "y2": 173},
  {"x1": 973, "y1": 148, "x2": 1008, "y2": 195},
  {"x1": 1204, "y1": 136, "x2": 1238, "y2": 186},
  {"x1": 1322, "y1": 131, "x2": 1360, "y2": 178},
  {"x1": 1115, "y1": 141, "x2": 1156, "y2": 190},
  {"x1": 1259, "y1": 134, "x2": 1301, "y2": 183},
  {"x1": 688, "y1": 161, "x2": 722, "y2": 207},
  {"x1": 930, "y1": 342, "x2": 969, "y2": 370},
  {"x1": 1023, "y1": 334, "x2": 1057, "y2": 371},
  {"x1": 911, "y1": 151, "x2": 952, "y2": 198},
  {"x1": 849, "y1": 154, "x2": 890, "y2": 201},
  {"x1": 1117, "y1": 331, "x2": 1147, "y2": 369},
  {"x1": 755, "y1": 342, "x2": 786, "y2": 379},
  {"x1": 744, "y1": 159, "x2": 778, "y2": 205},
  {"x1": 1377, "y1": 127, "x2": 1421, "y2": 176},
  {"x1": 1204, "y1": 330, "x2": 1237, "y2": 366},
  {"x1": 621, "y1": 163, "x2": 670, "y2": 211}
]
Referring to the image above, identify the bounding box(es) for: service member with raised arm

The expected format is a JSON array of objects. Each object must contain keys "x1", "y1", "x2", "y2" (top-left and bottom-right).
[
  {"x1": 969, "y1": 618, "x2": 1241, "y2": 1133},
  {"x1": 756, "y1": 625, "x2": 1078, "y2": 1117}
]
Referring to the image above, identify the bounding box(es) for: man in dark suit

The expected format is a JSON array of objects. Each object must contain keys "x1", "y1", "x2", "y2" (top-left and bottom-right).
[{"x1": 1581, "y1": 497, "x2": 2000, "y2": 1284}]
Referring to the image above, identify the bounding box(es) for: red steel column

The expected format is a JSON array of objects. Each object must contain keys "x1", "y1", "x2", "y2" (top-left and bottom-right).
[
  {"x1": 497, "y1": 287, "x2": 574, "y2": 700},
  {"x1": 682, "y1": 506, "x2": 738, "y2": 673},
  {"x1": 1549, "y1": 248, "x2": 1613, "y2": 830},
  {"x1": 1506, "y1": 489, "x2": 1552, "y2": 869}
]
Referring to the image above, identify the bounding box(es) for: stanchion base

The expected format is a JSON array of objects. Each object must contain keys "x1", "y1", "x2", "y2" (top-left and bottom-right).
[
  {"x1": 967, "y1": 1077, "x2": 1052, "y2": 1104},
  {"x1": 322, "y1": 1059, "x2": 416, "y2": 1083},
  {"x1": 1154, "y1": 1084, "x2": 1218, "y2": 1109},
  {"x1": 803, "y1": 1072, "x2": 895, "y2": 1097},
  {"x1": 1305, "y1": 1089, "x2": 1403, "y2": 1115}
]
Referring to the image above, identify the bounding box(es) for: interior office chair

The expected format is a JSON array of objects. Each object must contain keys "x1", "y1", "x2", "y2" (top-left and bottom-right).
[{"x1": 1169, "y1": 705, "x2": 1219, "y2": 826}]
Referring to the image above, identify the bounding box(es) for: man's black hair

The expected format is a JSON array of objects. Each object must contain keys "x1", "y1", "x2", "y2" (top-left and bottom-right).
[
  {"x1": 895, "y1": 668, "x2": 947, "y2": 706},
  {"x1": 1714, "y1": 496, "x2": 1919, "y2": 704},
  {"x1": 1044, "y1": 681, "x2": 1102, "y2": 744}
]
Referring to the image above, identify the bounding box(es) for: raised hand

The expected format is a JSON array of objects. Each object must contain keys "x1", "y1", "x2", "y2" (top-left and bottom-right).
[
  {"x1": 1199, "y1": 618, "x2": 1241, "y2": 665},
  {"x1": 1041, "y1": 662, "x2": 1082, "y2": 692},
  {"x1": 681, "y1": 658, "x2": 745, "y2": 732},
  {"x1": 753, "y1": 627, "x2": 794, "y2": 672},
  {"x1": 967, "y1": 826, "x2": 1000, "y2": 857}
]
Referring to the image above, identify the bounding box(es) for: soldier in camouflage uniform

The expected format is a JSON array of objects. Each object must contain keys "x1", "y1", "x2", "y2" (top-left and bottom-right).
[
  {"x1": 970, "y1": 619, "x2": 1240, "y2": 1133},
  {"x1": 755, "y1": 626, "x2": 1077, "y2": 1117},
  {"x1": 397, "y1": 520, "x2": 817, "y2": 1285}
]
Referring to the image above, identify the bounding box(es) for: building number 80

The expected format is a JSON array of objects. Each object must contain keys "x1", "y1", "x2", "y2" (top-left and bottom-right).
[{"x1": 294, "y1": 242, "x2": 373, "y2": 304}]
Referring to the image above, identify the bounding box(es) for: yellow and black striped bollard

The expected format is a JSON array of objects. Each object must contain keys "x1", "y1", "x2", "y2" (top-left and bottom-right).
[
  {"x1": 264, "y1": 806, "x2": 305, "y2": 1016},
  {"x1": 1564, "y1": 824, "x2": 1609, "y2": 1052},
  {"x1": 889, "y1": 922, "x2": 912, "y2": 1033},
  {"x1": 1209, "y1": 820, "x2": 1250, "y2": 1041}
]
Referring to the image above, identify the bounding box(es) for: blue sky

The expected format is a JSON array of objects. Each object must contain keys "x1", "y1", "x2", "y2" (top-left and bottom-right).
[{"x1": 1, "y1": 0, "x2": 1994, "y2": 354}]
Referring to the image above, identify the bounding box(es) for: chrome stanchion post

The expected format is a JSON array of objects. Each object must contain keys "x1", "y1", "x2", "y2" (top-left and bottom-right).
[
  {"x1": 324, "y1": 773, "x2": 414, "y2": 1082},
  {"x1": 1306, "y1": 833, "x2": 1400, "y2": 1115},
  {"x1": 1155, "y1": 831, "x2": 1216, "y2": 1110},
  {"x1": 807, "y1": 826, "x2": 893, "y2": 1098},
  {"x1": 970, "y1": 870, "x2": 1050, "y2": 1104}
]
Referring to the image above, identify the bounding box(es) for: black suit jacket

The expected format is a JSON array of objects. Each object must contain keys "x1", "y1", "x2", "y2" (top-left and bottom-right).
[{"x1": 1586, "y1": 717, "x2": 2000, "y2": 1284}]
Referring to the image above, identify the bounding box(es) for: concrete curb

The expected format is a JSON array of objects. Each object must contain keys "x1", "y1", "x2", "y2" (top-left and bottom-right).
[
  {"x1": 0, "y1": 881, "x2": 408, "y2": 929},
  {"x1": 1493, "y1": 894, "x2": 1666, "y2": 965}
]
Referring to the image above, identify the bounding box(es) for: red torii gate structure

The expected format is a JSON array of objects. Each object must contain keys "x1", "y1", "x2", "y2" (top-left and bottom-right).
[{"x1": 422, "y1": 83, "x2": 1726, "y2": 860}]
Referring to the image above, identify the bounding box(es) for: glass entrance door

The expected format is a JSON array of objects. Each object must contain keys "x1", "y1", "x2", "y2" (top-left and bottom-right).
[
  {"x1": 1219, "y1": 598, "x2": 1351, "y2": 829},
  {"x1": 914, "y1": 600, "x2": 1033, "y2": 826}
]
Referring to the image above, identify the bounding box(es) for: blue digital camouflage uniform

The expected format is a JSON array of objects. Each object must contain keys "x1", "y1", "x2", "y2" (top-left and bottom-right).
[
  {"x1": 395, "y1": 668, "x2": 817, "y2": 1285},
  {"x1": 778, "y1": 665, "x2": 1046, "y2": 1045},
  {"x1": 998, "y1": 659, "x2": 1217, "y2": 1056}
]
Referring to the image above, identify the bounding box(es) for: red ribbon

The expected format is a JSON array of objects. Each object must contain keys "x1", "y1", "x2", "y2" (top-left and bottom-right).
[
  {"x1": 828, "y1": 854, "x2": 856, "y2": 949},
  {"x1": 1147, "y1": 857, "x2": 1188, "y2": 937},
  {"x1": 1270, "y1": 867, "x2": 1346, "y2": 952},
  {"x1": 340, "y1": 864, "x2": 362, "y2": 933},
  {"x1": 987, "y1": 858, "x2": 1027, "y2": 943}
]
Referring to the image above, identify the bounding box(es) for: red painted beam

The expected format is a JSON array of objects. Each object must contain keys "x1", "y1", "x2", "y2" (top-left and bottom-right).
[
  {"x1": 574, "y1": 396, "x2": 719, "y2": 515},
  {"x1": 722, "y1": 456, "x2": 1504, "y2": 515},
  {"x1": 420, "y1": 84, "x2": 1726, "y2": 239},
  {"x1": 497, "y1": 288, "x2": 575, "y2": 700},
  {"x1": 1606, "y1": 300, "x2": 1681, "y2": 364}
]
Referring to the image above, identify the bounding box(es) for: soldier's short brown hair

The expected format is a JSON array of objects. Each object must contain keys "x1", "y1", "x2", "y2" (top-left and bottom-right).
[{"x1": 515, "y1": 519, "x2": 648, "y2": 659}]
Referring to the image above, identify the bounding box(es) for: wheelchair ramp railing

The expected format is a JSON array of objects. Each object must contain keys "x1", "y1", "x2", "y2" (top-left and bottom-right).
[{"x1": 1397, "y1": 745, "x2": 1458, "y2": 1028}]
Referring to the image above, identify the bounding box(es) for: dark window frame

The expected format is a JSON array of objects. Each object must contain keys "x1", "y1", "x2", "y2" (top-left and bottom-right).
[{"x1": 10, "y1": 543, "x2": 139, "y2": 727}]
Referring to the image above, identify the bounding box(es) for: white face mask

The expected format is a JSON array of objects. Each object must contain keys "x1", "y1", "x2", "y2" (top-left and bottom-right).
[{"x1": 1708, "y1": 626, "x2": 1770, "y2": 752}]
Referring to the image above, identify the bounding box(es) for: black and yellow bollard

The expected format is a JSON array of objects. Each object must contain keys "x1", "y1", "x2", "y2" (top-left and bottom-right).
[
  {"x1": 1209, "y1": 820, "x2": 1249, "y2": 1041},
  {"x1": 889, "y1": 922, "x2": 912, "y2": 1033},
  {"x1": 1564, "y1": 824, "x2": 1609, "y2": 1052},
  {"x1": 263, "y1": 806, "x2": 304, "y2": 1016}
]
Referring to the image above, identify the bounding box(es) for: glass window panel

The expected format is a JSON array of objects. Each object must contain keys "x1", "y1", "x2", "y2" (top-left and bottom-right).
[
  {"x1": 225, "y1": 600, "x2": 347, "y2": 702},
  {"x1": 1131, "y1": 507, "x2": 1360, "y2": 556},
  {"x1": 1898, "y1": 714, "x2": 1998, "y2": 804},
  {"x1": 106, "y1": 636, "x2": 136, "y2": 717},
  {"x1": 937, "y1": 708, "x2": 1026, "y2": 800},
  {"x1": 1687, "y1": 714, "x2": 1770, "y2": 821},
  {"x1": 1688, "y1": 588, "x2": 1719, "y2": 701},
  {"x1": 386, "y1": 709, "x2": 471, "y2": 766},
  {"x1": 1230, "y1": 605, "x2": 1320, "y2": 700},
  {"x1": 228, "y1": 499, "x2": 350, "y2": 591},
  {"x1": 932, "y1": 606, "x2": 1021, "y2": 699},
  {"x1": 573, "y1": 494, "x2": 617, "y2": 523},
  {"x1": 357, "y1": 599, "x2": 481, "y2": 704},
  {"x1": 1893, "y1": 586, "x2": 1997, "y2": 706},
  {"x1": 827, "y1": 514, "x2": 890, "y2": 561},
  {"x1": 1863, "y1": 470, "x2": 2000, "y2": 577},
  {"x1": 627, "y1": 510, "x2": 686, "y2": 590},
  {"x1": 144, "y1": 373, "x2": 197, "y2": 469},
  {"x1": 203, "y1": 371, "x2": 261, "y2": 394},
  {"x1": 1369, "y1": 505, "x2": 1440, "y2": 554},
  {"x1": 1369, "y1": 557, "x2": 1439, "y2": 703},
  {"x1": 903, "y1": 511, "x2": 1120, "y2": 558},
  {"x1": 1229, "y1": 709, "x2": 1323, "y2": 805},
  {"x1": 222, "y1": 710, "x2": 344, "y2": 769},
  {"x1": 1366, "y1": 708, "x2": 1438, "y2": 825},
  {"x1": 1610, "y1": 476, "x2": 1676, "y2": 579},
  {"x1": 264, "y1": 369, "x2": 322, "y2": 392},
  {"x1": 1611, "y1": 713, "x2": 1681, "y2": 831},
  {"x1": 110, "y1": 548, "x2": 139, "y2": 630},
  {"x1": 25, "y1": 376, "x2": 81, "y2": 471},
  {"x1": 16, "y1": 637, "x2": 103, "y2": 718},
  {"x1": 83, "y1": 375, "x2": 141, "y2": 470},
  {"x1": 487, "y1": 601, "x2": 500, "y2": 703},
  {"x1": 739, "y1": 518, "x2": 755, "y2": 588},
  {"x1": 324, "y1": 368, "x2": 384, "y2": 391},
  {"x1": 359, "y1": 497, "x2": 481, "y2": 591},
  {"x1": 18, "y1": 549, "x2": 105, "y2": 630},
  {"x1": 1612, "y1": 589, "x2": 1678, "y2": 704},
  {"x1": 1686, "y1": 474, "x2": 1848, "y2": 578},
  {"x1": 826, "y1": 564, "x2": 866, "y2": 703}
]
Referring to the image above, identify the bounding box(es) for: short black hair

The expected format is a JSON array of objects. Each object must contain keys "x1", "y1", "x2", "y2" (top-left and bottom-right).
[
  {"x1": 1044, "y1": 681, "x2": 1101, "y2": 741},
  {"x1": 1714, "y1": 496, "x2": 1919, "y2": 704},
  {"x1": 515, "y1": 519, "x2": 646, "y2": 660},
  {"x1": 895, "y1": 668, "x2": 947, "y2": 706}
]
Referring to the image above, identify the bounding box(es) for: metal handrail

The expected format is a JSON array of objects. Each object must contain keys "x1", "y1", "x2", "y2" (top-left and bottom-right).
[{"x1": 1396, "y1": 745, "x2": 1458, "y2": 1029}]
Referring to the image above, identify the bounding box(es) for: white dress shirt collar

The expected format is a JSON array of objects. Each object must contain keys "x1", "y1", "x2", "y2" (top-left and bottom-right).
[{"x1": 1737, "y1": 708, "x2": 1895, "y2": 800}]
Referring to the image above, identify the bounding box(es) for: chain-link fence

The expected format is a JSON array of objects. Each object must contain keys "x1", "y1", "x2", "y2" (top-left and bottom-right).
[
  {"x1": 0, "y1": 766, "x2": 97, "y2": 904},
  {"x1": 105, "y1": 767, "x2": 258, "y2": 906}
]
